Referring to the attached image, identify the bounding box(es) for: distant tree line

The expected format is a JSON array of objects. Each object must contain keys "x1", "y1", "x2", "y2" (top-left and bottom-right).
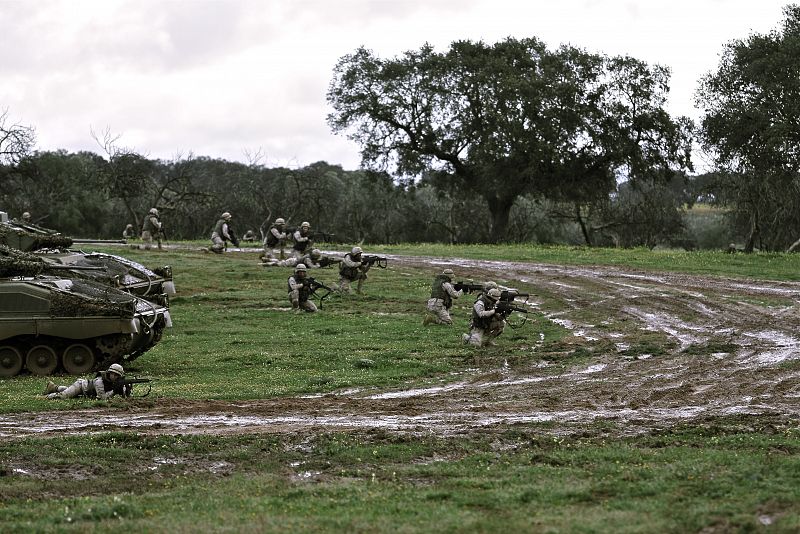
[{"x1": 2, "y1": 5, "x2": 799, "y2": 251}]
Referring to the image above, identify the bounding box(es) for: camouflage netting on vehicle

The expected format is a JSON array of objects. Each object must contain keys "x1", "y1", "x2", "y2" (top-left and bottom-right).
[
  {"x1": 46, "y1": 279, "x2": 136, "y2": 318},
  {"x1": 0, "y1": 244, "x2": 49, "y2": 277},
  {"x1": 0, "y1": 223, "x2": 73, "y2": 251},
  {"x1": 69, "y1": 254, "x2": 157, "y2": 286}
]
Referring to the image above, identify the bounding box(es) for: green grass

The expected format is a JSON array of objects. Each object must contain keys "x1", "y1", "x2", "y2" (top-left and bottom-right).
[
  {"x1": 0, "y1": 245, "x2": 568, "y2": 413},
  {"x1": 2, "y1": 242, "x2": 800, "y2": 532},
  {"x1": 1, "y1": 421, "x2": 799, "y2": 532}
]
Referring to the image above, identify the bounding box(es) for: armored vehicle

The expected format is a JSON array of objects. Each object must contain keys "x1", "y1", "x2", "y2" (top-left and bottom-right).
[
  {"x1": 0, "y1": 275, "x2": 171, "y2": 377},
  {"x1": 0, "y1": 219, "x2": 175, "y2": 305}
]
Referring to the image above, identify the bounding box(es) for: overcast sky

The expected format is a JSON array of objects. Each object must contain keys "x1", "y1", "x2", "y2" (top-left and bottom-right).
[{"x1": 0, "y1": 0, "x2": 791, "y2": 171}]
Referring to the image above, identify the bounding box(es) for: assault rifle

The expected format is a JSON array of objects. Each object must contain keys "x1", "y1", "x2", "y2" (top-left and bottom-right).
[
  {"x1": 500, "y1": 289, "x2": 529, "y2": 302},
  {"x1": 454, "y1": 281, "x2": 484, "y2": 293},
  {"x1": 286, "y1": 228, "x2": 336, "y2": 243},
  {"x1": 317, "y1": 256, "x2": 342, "y2": 268},
  {"x1": 306, "y1": 277, "x2": 334, "y2": 308},
  {"x1": 115, "y1": 377, "x2": 153, "y2": 398},
  {"x1": 495, "y1": 300, "x2": 528, "y2": 329},
  {"x1": 362, "y1": 255, "x2": 388, "y2": 269}
]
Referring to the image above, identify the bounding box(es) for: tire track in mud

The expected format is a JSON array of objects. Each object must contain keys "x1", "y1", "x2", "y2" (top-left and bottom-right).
[{"x1": 3, "y1": 254, "x2": 800, "y2": 439}]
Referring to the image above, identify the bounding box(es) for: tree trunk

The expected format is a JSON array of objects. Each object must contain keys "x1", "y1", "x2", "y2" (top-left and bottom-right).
[
  {"x1": 744, "y1": 209, "x2": 759, "y2": 253},
  {"x1": 574, "y1": 204, "x2": 593, "y2": 246},
  {"x1": 485, "y1": 195, "x2": 515, "y2": 243}
]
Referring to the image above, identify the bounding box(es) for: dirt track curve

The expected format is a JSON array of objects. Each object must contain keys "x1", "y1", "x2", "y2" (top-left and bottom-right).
[{"x1": 2, "y1": 253, "x2": 799, "y2": 439}]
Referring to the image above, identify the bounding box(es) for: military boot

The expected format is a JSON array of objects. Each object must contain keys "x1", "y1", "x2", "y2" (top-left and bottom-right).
[
  {"x1": 43, "y1": 381, "x2": 58, "y2": 395},
  {"x1": 422, "y1": 314, "x2": 435, "y2": 326}
]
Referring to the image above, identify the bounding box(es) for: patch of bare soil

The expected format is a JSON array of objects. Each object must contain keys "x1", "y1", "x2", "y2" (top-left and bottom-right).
[{"x1": 2, "y1": 254, "x2": 799, "y2": 440}]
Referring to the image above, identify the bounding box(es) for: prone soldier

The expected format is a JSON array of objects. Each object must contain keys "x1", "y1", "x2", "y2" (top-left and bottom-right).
[{"x1": 43, "y1": 363, "x2": 130, "y2": 400}]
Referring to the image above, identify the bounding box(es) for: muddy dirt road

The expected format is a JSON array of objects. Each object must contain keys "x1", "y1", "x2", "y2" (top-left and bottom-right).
[{"x1": 3, "y1": 254, "x2": 799, "y2": 439}]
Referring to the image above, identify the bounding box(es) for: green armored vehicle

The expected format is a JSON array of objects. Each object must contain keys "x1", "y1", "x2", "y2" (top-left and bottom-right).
[
  {"x1": 0, "y1": 218, "x2": 175, "y2": 305},
  {"x1": 0, "y1": 275, "x2": 171, "y2": 377}
]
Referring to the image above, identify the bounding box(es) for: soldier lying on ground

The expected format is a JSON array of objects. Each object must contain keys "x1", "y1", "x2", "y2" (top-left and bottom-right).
[
  {"x1": 262, "y1": 248, "x2": 341, "y2": 268},
  {"x1": 43, "y1": 363, "x2": 131, "y2": 400}
]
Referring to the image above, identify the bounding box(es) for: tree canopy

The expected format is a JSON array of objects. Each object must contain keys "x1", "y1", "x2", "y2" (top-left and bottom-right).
[
  {"x1": 328, "y1": 37, "x2": 692, "y2": 241},
  {"x1": 697, "y1": 4, "x2": 800, "y2": 251}
]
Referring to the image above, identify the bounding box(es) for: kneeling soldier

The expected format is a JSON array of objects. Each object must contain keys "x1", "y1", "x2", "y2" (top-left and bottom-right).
[
  {"x1": 338, "y1": 246, "x2": 370, "y2": 294},
  {"x1": 43, "y1": 363, "x2": 129, "y2": 400},
  {"x1": 424, "y1": 268, "x2": 463, "y2": 325},
  {"x1": 463, "y1": 288, "x2": 503, "y2": 347},
  {"x1": 288, "y1": 264, "x2": 318, "y2": 313}
]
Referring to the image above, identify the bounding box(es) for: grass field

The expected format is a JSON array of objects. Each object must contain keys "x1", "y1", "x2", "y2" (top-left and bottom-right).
[{"x1": 1, "y1": 243, "x2": 799, "y2": 532}]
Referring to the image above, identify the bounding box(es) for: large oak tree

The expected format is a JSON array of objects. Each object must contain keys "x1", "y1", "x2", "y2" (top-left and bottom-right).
[
  {"x1": 697, "y1": 5, "x2": 800, "y2": 252},
  {"x1": 328, "y1": 37, "x2": 692, "y2": 242}
]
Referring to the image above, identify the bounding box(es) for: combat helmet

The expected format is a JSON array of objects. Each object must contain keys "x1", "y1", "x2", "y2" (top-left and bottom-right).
[
  {"x1": 149, "y1": 208, "x2": 159, "y2": 216},
  {"x1": 486, "y1": 288, "x2": 502, "y2": 301},
  {"x1": 310, "y1": 248, "x2": 322, "y2": 259},
  {"x1": 107, "y1": 363, "x2": 125, "y2": 378},
  {"x1": 275, "y1": 217, "x2": 285, "y2": 225},
  {"x1": 351, "y1": 246, "x2": 363, "y2": 255},
  {"x1": 301, "y1": 221, "x2": 310, "y2": 228},
  {"x1": 221, "y1": 212, "x2": 232, "y2": 220},
  {"x1": 442, "y1": 268, "x2": 454, "y2": 280},
  {"x1": 295, "y1": 263, "x2": 307, "y2": 272}
]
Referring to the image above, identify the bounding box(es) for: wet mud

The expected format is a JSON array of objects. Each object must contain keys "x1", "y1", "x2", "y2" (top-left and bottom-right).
[{"x1": 3, "y1": 253, "x2": 800, "y2": 439}]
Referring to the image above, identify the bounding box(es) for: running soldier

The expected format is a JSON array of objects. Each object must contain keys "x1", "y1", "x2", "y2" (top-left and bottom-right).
[
  {"x1": 141, "y1": 208, "x2": 163, "y2": 250},
  {"x1": 424, "y1": 269, "x2": 463, "y2": 325}
]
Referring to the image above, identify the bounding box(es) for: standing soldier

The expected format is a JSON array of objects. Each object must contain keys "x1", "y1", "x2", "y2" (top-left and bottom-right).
[
  {"x1": 424, "y1": 268, "x2": 463, "y2": 325},
  {"x1": 210, "y1": 212, "x2": 239, "y2": 254},
  {"x1": 291, "y1": 221, "x2": 313, "y2": 259},
  {"x1": 463, "y1": 288, "x2": 502, "y2": 347},
  {"x1": 141, "y1": 208, "x2": 163, "y2": 250},
  {"x1": 262, "y1": 217, "x2": 289, "y2": 260},
  {"x1": 338, "y1": 246, "x2": 370, "y2": 294},
  {"x1": 287, "y1": 264, "x2": 317, "y2": 313}
]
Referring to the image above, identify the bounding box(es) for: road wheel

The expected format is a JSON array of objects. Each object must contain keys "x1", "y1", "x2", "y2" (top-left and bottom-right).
[
  {"x1": 62, "y1": 344, "x2": 96, "y2": 375},
  {"x1": 26, "y1": 345, "x2": 58, "y2": 376},
  {"x1": 0, "y1": 346, "x2": 23, "y2": 377}
]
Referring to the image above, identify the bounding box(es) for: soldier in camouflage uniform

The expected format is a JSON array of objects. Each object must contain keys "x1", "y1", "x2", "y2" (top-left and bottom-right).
[
  {"x1": 210, "y1": 212, "x2": 239, "y2": 254},
  {"x1": 462, "y1": 288, "x2": 502, "y2": 347},
  {"x1": 337, "y1": 246, "x2": 370, "y2": 294},
  {"x1": 123, "y1": 223, "x2": 136, "y2": 240},
  {"x1": 43, "y1": 363, "x2": 129, "y2": 400},
  {"x1": 291, "y1": 221, "x2": 313, "y2": 259},
  {"x1": 265, "y1": 248, "x2": 340, "y2": 269},
  {"x1": 141, "y1": 208, "x2": 163, "y2": 250},
  {"x1": 424, "y1": 268, "x2": 463, "y2": 325},
  {"x1": 287, "y1": 264, "x2": 317, "y2": 313},
  {"x1": 262, "y1": 217, "x2": 289, "y2": 260},
  {"x1": 21, "y1": 212, "x2": 31, "y2": 223}
]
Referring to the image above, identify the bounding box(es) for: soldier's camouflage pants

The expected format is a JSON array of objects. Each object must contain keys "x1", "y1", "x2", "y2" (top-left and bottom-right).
[
  {"x1": 426, "y1": 298, "x2": 453, "y2": 325},
  {"x1": 210, "y1": 233, "x2": 225, "y2": 253},
  {"x1": 46, "y1": 378, "x2": 89, "y2": 399},
  {"x1": 337, "y1": 273, "x2": 366, "y2": 294},
  {"x1": 289, "y1": 290, "x2": 317, "y2": 312}
]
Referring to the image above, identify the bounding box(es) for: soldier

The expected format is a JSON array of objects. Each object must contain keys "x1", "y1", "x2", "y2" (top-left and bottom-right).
[
  {"x1": 462, "y1": 288, "x2": 503, "y2": 347},
  {"x1": 265, "y1": 248, "x2": 340, "y2": 269},
  {"x1": 291, "y1": 221, "x2": 313, "y2": 259},
  {"x1": 337, "y1": 246, "x2": 372, "y2": 294},
  {"x1": 43, "y1": 363, "x2": 129, "y2": 400},
  {"x1": 288, "y1": 264, "x2": 317, "y2": 313},
  {"x1": 21, "y1": 211, "x2": 31, "y2": 223},
  {"x1": 141, "y1": 208, "x2": 163, "y2": 250},
  {"x1": 242, "y1": 229, "x2": 257, "y2": 242},
  {"x1": 424, "y1": 268, "x2": 463, "y2": 325},
  {"x1": 122, "y1": 223, "x2": 136, "y2": 240},
  {"x1": 210, "y1": 212, "x2": 239, "y2": 254},
  {"x1": 262, "y1": 217, "x2": 289, "y2": 260}
]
